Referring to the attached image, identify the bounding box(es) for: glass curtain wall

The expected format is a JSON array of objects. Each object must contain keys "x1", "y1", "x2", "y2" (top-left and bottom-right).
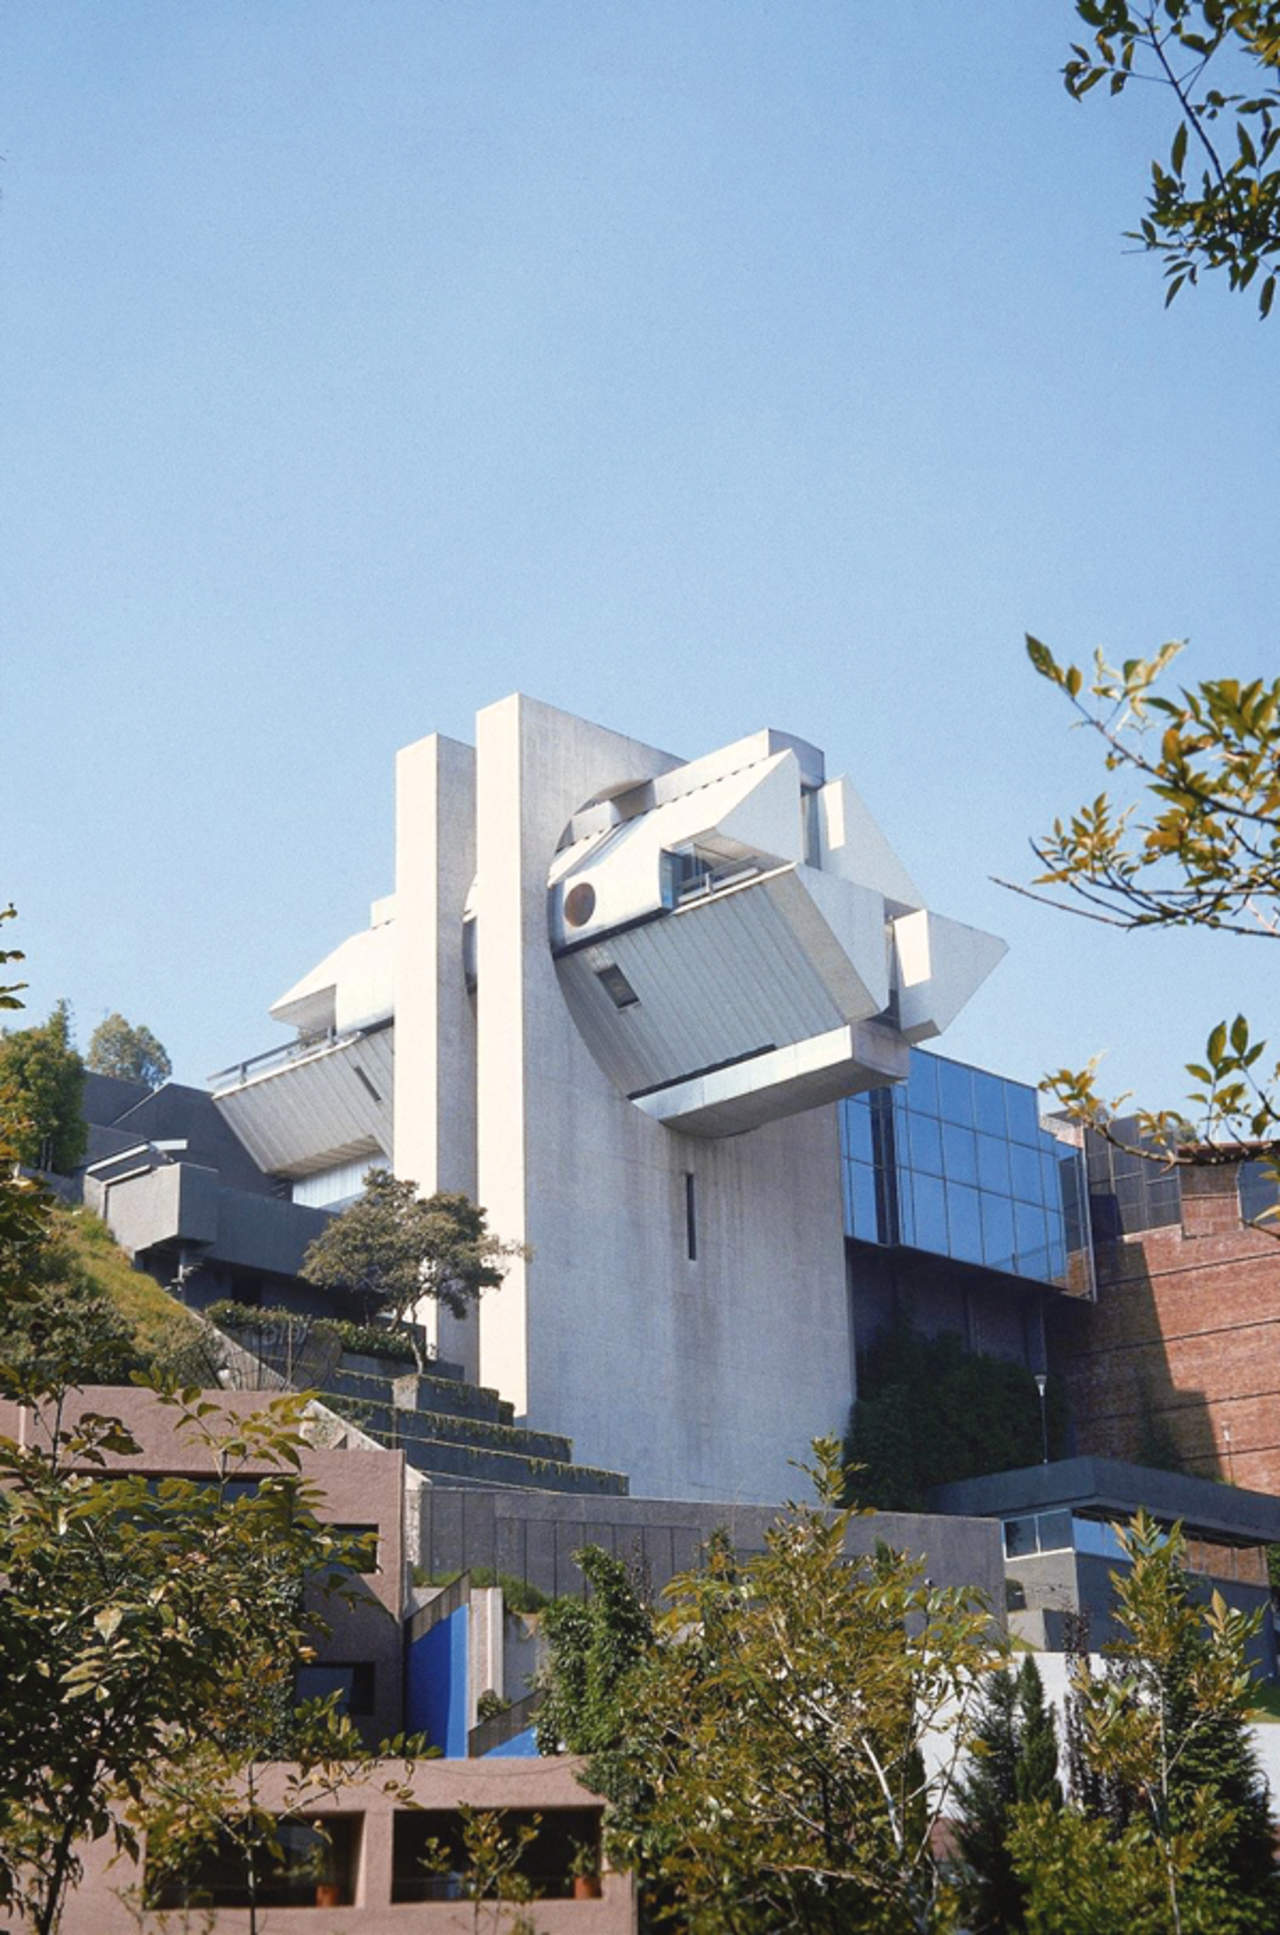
[{"x1": 840, "y1": 1050, "x2": 1093, "y2": 1295}]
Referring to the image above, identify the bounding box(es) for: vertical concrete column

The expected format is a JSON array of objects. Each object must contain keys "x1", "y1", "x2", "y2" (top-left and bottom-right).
[
  {"x1": 474, "y1": 697, "x2": 532, "y2": 1412},
  {"x1": 394, "y1": 732, "x2": 477, "y2": 1369},
  {"x1": 475, "y1": 695, "x2": 679, "y2": 1422}
]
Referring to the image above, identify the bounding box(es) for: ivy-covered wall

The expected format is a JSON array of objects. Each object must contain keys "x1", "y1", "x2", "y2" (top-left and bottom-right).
[{"x1": 844, "y1": 1318, "x2": 1067, "y2": 1511}]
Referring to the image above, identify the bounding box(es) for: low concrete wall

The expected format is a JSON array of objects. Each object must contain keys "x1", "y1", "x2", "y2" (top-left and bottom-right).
[
  {"x1": 418, "y1": 1485, "x2": 1006, "y2": 1614},
  {"x1": 61, "y1": 1757, "x2": 633, "y2": 1934}
]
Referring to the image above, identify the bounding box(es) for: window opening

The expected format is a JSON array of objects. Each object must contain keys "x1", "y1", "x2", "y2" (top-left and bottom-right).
[
  {"x1": 685, "y1": 1171, "x2": 697, "y2": 1261},
  {"x1": 595, "y1": 963, "x2": 639, "y2": 1009}
]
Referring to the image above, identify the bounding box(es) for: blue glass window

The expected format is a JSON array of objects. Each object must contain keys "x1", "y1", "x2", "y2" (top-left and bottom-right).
[
  {"x1": 850, "y1": 1162, "x2": 879, "y2": 1240},
  {"x1": 1041, "y1": 1148, "x2": 1063, "y2": 1203},
  {"x1": 912, "y1": 1172, "x2": 949, "y2": 1253},
  {"x1": 977, "y1": 1132, "x2": 1010, "y2": 1195},
  {"x1": 947, "y1": 1182, "x2": 984, "y2": 1264},
  {"x1": 837, "y1": 1050, "x2": 1091, "y2": 1291},
  {"x1": 942, "y1": 1121, "x2": 978, "y2": 1186},
  {"x1": 1009, "y1": 1141, "x2": 1044, "y2": 1204},
  {"x1": 907, "y1": 1052, "x2": 939, "y2": 1115},
  {"x1": 842, "y1": 1097, "x2": 874, "y2": 1165},
  {"x1": 1240, "y1": 1161, "x2": 1280, "y2": 1227},
  {"x1": 980, "y1": 1192, "x2": 1016, "y2": 1273},
  {"x1": 1005, "y1": 1083, "x2": 1042, "y2": 1146},
  {"x1": 1015, "y1": 1200, "x2": 1049, "y2": 1275},
  {"x1": 909, "y1": 1111, "x2": 944, "y2": 1177},
  {"x1": 972, "y1": 1070, "x2": 1008, "y2": 1139},
  {"x1": 937, "y1": 1059, "x2": 973, "y2": 1125}
]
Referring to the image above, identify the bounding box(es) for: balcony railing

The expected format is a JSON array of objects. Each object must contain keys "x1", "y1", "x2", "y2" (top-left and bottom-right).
[{"x1": 208, "y1": 1027, "x2": 346, "y2": 1092}]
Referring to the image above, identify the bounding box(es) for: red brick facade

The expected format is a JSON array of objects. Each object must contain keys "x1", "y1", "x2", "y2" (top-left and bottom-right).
[{"x1": 1050, "y1": 1165, "x2": 1280, "y2": 1496}]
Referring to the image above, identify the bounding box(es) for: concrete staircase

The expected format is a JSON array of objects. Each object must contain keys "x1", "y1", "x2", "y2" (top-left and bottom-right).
[{"x1": 238, "y1": 1342, "x2": 630, "y2": 1497}]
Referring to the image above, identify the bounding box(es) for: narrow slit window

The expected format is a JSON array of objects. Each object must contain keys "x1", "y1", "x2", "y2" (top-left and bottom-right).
[
  {"x1": 685, "y1": 1171, "x2": 697, "y2": 1261},
  {"x1": 596, "y1": 963, "x2": 639, "y2": 1009}
]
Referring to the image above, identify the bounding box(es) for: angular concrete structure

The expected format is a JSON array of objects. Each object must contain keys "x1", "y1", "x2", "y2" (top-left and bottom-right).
[{"x1": 213, "y1": 697, "x2": 1005, "y2": 1502}]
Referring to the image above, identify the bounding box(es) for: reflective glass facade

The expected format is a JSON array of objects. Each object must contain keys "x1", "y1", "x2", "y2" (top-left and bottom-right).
[
  {"x1": 1084, "y1": 1122, "x2": 1181, "y2": 1241},
  {"x1": 839, "y1": 1051, "x2": 1093, "y2": 1295}
]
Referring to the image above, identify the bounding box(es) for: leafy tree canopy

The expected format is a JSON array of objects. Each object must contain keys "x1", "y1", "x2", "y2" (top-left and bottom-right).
[
  {"x1": 1065, "y1": 1, "x2": 1280, "y2": 315},
  {"x1": 1009, "y1": 1512, "x2": 1280, "y2": 1934},
  {"x1": 0, "y1": 918, "x2": 419, "y2": 1934},
  {"x1": 953, "y1": 1657, "x2": 1061, "y2": 1934},
  {"x1": 538, "y1": 1441, "x2": 1002, "y2": 1934},
  {"x1": 0, "y1": 999, "x2": 87, "y2": 1174},
  {"x1": 1015, "y1": 642, "x2": 1280, "y2": 1193},
  {"x1": 300, "y1": 1169, "x2": 525, "y2": 1368},
  {"x1": 86, "y1": 1012, "x2": 172, "y2": 1089}
]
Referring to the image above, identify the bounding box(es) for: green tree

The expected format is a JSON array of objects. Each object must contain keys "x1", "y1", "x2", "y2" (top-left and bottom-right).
[
  {"x1": 0, "y1": 1345, "x2": 375, "y2": 1935},
  {"x1": 85, "y1": 1011, "x2": 172, "y2": 1089},
  {"x1": 0, "y1": 984, "x2": 402, "y2": 1930},
  {"x1": 300, "y1": 1169, "x2": 525, "y2": 1369},
  {"x1": 535, "y1": 1545, "x2": 655, "y2": 1759},
  {"x1": 1008, "y1": 1512, "x2": 1279, "y2": 1935},
  {"x1": 0, "y1": 998, "x2": 87, "y2": 1173},
  {"x1": 953, "y1": 1657, "x2": 1062, "y2": 1934},
  {"x1": 1017, "y1": 642, "x2": 1280, "y2": 1195},
  {"x1": 1064, "y1": 2, "x2": 1280, "y2": 315},
  {"x1": 539, "y1": 1441, "x2": 1001, "y2": 1934},
  {"x1": 1017, "y1": 19, "x2": 1280, "y2": 1175},
  {"x1": 1, "y1": 902, "x2": 26, "y2": 1012}
]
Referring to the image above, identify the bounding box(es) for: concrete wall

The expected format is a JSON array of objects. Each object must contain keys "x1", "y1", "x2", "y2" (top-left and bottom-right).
[
  {"x1": 3, "y1": 1387, "x2": 408, "y2": 1744},
  {"x1": 86, "y1": 1162, "x2": 331, "y2": 1283},
  {"x1": 471, "y1": 694, "x2": 854, "y2": 1503},
  {"x1": 59, "y1": 1757, "x2": 633, "y2": 1934},
  {"x1": 393, "y1": 733, "x2": 479, "y2": 1376},
  {"x1": 416, "y1": 1483, "x2": 1006, "y2": 1613}
]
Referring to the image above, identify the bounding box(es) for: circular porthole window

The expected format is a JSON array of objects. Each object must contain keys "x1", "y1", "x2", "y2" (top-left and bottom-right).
[{"x1": 564, "y1": 881, "x2": 596, "y2": 928}]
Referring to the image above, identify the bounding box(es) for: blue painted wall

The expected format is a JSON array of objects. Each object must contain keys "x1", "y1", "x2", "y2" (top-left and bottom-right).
[
  {"x1": 481, "y1": 1726, "x2": 538, "y2": 1758},
  {"x1": 406, "y1": 1604, "x2": 469, "y2": 1757}
]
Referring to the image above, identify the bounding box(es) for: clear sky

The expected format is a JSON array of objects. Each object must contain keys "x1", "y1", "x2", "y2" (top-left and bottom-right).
[{"x1": 5, "y1": 2, "x2": 1276, "y2": 1115}]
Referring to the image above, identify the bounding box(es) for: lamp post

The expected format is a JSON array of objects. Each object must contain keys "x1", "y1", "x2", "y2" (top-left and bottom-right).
[{"x1": 1034, "y1": 1373, "x2": 1050, "y2": 1465}]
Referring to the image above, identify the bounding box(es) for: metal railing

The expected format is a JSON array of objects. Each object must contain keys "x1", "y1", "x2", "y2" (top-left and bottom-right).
[{"x1": 208, "y1": 1026, "x2": 344, "y2": 1091}]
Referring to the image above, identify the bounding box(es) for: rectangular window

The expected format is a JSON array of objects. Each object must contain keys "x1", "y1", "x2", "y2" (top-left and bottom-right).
[
  {"x1": 685, "y1": 1171, "x2": 697, "y2": 1262},
  {"x1": 148, "y1": 1815, "x2": 362, "y2": 1910},
  {"x1": 595, "y1": 963, "x2": 639, "y2": 1009},
  {"x1": 296, "y1": 1661, "x2": 376, "y2": 1717},
  {"x1": 392, "y1": 1807, "x2": 601, "y2": 1904}
]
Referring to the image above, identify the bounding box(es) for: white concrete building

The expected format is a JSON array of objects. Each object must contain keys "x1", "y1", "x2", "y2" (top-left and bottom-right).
[{"x1": 212, "y1": 696, "x2": 1004, "y2": 1502}]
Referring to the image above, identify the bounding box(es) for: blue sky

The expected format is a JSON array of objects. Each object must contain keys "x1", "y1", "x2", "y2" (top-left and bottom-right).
[{"x1": 5, "y1": 2, "x2": 1276, "y2": 1114}]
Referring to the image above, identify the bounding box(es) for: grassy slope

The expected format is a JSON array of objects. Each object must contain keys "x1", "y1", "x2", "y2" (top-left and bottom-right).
[{"x1": 53, "y1": 1204, "x2": 200, "y2": 1362}]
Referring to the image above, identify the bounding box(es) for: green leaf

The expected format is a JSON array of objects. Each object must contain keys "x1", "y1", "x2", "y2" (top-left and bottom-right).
[
  {"x1": 1026, "y1": 635, "x2": 1056, "y2": 679},
  {"x1": 1172, "y1": 121, "x2": 1188, "y2": 174},
  {"x1": 94, "y1": 1605, "x2": 123, "y2": 1642}
]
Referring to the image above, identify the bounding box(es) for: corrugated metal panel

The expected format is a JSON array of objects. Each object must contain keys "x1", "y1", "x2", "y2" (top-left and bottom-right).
[
  {"x1": 292, "y1": 1155, "x2": 378, "y2": 1208},
  {"x1": 554, "y1": 871, "x2": 862, "y2": 1098},
  {"x1": 212, "y1": 1027, "x2": 393, "y2": 1178}
]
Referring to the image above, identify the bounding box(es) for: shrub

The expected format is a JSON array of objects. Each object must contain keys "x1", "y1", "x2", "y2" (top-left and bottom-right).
[{"x1": 844, "y1": 1316, "x2": 1066, "y2": 1510}]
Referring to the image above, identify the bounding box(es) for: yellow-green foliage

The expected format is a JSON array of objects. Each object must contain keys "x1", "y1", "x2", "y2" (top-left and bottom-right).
[{"x1": 51, "y1": 1205, "x2": 200, "y2": 1364}]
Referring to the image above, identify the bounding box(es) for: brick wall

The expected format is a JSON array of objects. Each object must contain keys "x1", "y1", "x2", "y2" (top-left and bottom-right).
[{"x1": 1050, "y1": 1165, "x2": 1280, "y2": 1493}]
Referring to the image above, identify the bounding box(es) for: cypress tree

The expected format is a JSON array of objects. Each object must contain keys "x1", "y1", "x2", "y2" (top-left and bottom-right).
[
  {"x1": 1013, "y1": 1656, "x2": 1061, "y2": 1810},
  {"x1": 953, "y1": 1668, "x2": 1022, "y2": 1932},
  {"x1": 954, "y1": 1656, "x2": 1061, "y2": 1932}
]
